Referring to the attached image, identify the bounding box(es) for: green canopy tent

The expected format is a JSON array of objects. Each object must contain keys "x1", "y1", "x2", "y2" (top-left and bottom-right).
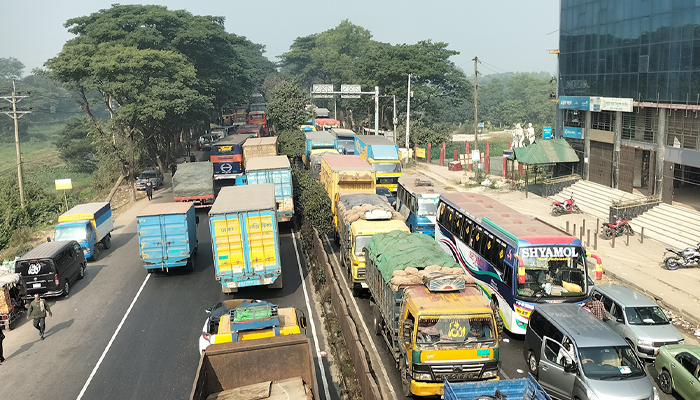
[{"x1": 509, "y1": 139, "x2": 580, "y2": 197}]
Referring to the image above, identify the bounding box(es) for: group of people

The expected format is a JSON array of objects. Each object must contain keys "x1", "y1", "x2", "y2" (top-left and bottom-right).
[{"x1": 0, "y1": 294, "x2": 52, "y2": 365}]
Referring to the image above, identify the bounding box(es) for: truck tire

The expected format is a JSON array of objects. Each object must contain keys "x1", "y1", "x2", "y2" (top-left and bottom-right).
[
  {"x1": 268, "y1": 269, "x2": 284, "y2": 289},
  {"x1": 372, "y1": 304, "x2": 382, "y2": 336},
  {"x1": 102, "y1": 234, "x2": 112, "y2": 250},
  {"x1": 89, "y1": 246, "x2": 100, "y2": 262},
  {"x1": 399, "y1": 360, "x2": 412, "y2": 398}
]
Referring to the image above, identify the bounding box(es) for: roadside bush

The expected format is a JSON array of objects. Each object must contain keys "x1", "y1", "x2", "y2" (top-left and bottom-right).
[
  {"x1": 278, "y1": 129, "x2": 306, "y2": 160},
  {"x1": 292, "y1": 167, "x2": 333, "y2": 235}
]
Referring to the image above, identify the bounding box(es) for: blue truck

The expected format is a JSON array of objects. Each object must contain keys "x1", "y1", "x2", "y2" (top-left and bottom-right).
[
  {"x1": 444, "y1": 375, "x2": 551, "y2": 400},
  {"x1": 54, "y1": 202, "x2": 114, "y2": 262},
  {"x1": 244, "y1": 155, "x2": 294, "y2": 223},
  {"x1": 209, "y1": 184, "x2": 282, "y2": 293},
  {"x1": 136, "y1": 202, "x2": 198, "y2": 272},
  {"x1": 354, "y1": 135, "x2": 402, "y2": 192},
  {"x1": 303, "y1": 131, "x2": 337, "y2": 168},
  {"x1": 330, "y1": 128, "x2": 356, "y2": 155}
]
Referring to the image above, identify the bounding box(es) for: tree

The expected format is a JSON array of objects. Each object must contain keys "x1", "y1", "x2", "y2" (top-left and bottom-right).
[
  {"x1": 277, "y1": 129, "x2": 306, "y2": 160},
  {"x1": 267, "y1": 80, "x2": 309, "y2": 132},
  {"x1": 55, "y1": 117, "x2": 99, "y2": 173},
  {"x1": 0, "y1": 57, "x2": 24, "y2": 79}
]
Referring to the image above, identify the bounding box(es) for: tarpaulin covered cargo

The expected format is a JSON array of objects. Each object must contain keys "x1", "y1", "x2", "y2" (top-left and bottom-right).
[
  {"x1": 365, "y1": 230, "x2": 461, "y2": 282},
  {"x1": 173, "y1": 162, "x2": 214, "y2": 197}
]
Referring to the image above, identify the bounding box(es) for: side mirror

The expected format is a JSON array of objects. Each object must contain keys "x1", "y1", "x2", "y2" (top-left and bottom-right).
[
  {"x1": 299, "y1": 316, "x2": 308, "y2": 330},
  {"x1": 564, "y1": 363, "x2": 577, "y2": 373},
  {"x1": 205, "y1": 308, "x2": 212, "y2": 314},
  {"x1": 403, "y1": 321, "x2": 414, "y2": 344}
]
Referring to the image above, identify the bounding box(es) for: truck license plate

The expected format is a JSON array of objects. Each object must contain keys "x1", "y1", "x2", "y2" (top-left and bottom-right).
[{"x1": 33, "y1": 283, "x2": 41, "y2": 288}]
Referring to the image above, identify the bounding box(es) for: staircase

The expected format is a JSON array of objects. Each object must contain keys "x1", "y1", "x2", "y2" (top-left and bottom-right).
[
  {"x1": 548, "y1": 180, "x2": 646, "y2": 222},
  {"x1": 632, "y1": 204, "x2": 700, "y2": 250}
]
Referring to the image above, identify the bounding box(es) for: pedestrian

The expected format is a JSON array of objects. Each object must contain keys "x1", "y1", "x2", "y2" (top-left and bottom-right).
[
  {"x1": 586, "y1": 296, "x2": 608, "y2": 321},
  {"x1": 170, "y1": 163, "x2": 177, "y2": 178},
  {"x1": 26, "y1": 294, "x2": 52, "y2": 340},
  {"x1": 145, "y1": 178, "x2": 153, "y2": 201},
  {"x1": 0, "y1": 324, "x2": 5, "y2": 363},
  {"x1": 557, "y1": 340, "x2": 577, "y2": 366}
]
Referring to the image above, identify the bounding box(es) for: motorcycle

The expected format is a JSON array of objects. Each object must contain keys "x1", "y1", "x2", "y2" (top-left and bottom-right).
[
  {"x1": 602, "y1": 216, "x2": 633, "y2": 239},
  {"x1": 551, "y1": 193, "x2": 582, "y2": 216},
  {"x1": 664, "y1": 243, "x2": 700, "y2": 270}
]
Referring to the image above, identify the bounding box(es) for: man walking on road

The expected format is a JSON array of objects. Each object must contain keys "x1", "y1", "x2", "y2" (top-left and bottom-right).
[
  {"x1": 26, "y1": 295, "x2": 52, "y2": 340},
  {"x1": 0, "y1": 325, "x2": 5, "y2": 363},
  {"x1": 145, "y1": 178, "x2": 153, "y2": 201},
  {"x1": 586, "y1": 295, "x2": 608, "y2": 321}
]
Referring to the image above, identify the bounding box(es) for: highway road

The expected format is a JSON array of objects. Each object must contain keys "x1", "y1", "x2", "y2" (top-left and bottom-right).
[
  {"x1": 0, "y1": 162, "x2": 338, "y2": 400},
  {"x1": 321, "y1": 233, "x2": 680, "y2": 400}
]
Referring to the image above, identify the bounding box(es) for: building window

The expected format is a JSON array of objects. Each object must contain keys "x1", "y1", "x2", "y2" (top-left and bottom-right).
[
  {"x1": 666, "y1": 109, "x2": 700, "y2": 150},
  {"x1": 591, "y1": 110, "x2": 614, "y2": 131},
  {"x1": 563, "y1": 110, "x2": 584, "y2": 128}
]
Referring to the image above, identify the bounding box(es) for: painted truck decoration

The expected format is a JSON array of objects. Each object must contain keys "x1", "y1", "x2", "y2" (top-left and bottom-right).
[
  {"x1": 54, "y1": 202, "x2": 114, "y2": 261},
  {"x1": 136, "y1": 202, "x2": 198, "y2": 272},
  {"x1": 209, "y1": 184, "x2": 282, "y2": 293}
]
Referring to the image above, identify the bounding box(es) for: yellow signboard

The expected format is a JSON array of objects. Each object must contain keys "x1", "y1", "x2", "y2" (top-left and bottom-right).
[
  {"x1": 55, "y1": 178, "x2": 72, "y2": 190},
  {"x1": 416, "y1": 148, "x2": 426, "y2": 158}
]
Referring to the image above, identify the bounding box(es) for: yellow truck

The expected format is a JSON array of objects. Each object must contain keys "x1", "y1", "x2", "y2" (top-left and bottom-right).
[
  {"x1": 355, "y1": 135, "x2": 402, "y2": 192},
  {"x1": 336, "y1": 194, "x2": 408, "y2": 295},
  {"x1": 365, "y1": 231, "x2": 500, "y2": 397},
  {"x1": 319, "y1": 154, "x2": 376, "y2": 227}
]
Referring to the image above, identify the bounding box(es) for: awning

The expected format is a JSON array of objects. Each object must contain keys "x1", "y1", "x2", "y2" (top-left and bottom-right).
[{"x1": 512, "y1": 139, "x2": 579, "y2": 165}]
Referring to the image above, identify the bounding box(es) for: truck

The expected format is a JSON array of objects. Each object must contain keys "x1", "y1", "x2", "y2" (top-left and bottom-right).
[
  {"x1": 395, "y1": 175, "x2": 445, "y2": 237},
  {"x1": 309, "y1": 150, "x2": 339, "y2": 180},
  {"x1": 355, "y1": 135, "x2": 403, "y2": 192},
  {"x1": 54, "y1": 202, "x2": 114, "y2": 262},
  {"x1": 242, "y1": 137, "x2": 278, "y2": 169},
  {"x1": 319, "y1": 154, "x2": 376, "y2": 224},
  {"x1": 247, "y1": 110, "x2": 269, "y2": 136},
  {"x1": 303, "y1": 131, "x2": 337, "y2": 168},
  {"x1": 190, "y1": 334, "x2": 318, "y2": 400},
  {"x1": 336, "y1": 193, "x2": 408, "y2": 295},
  {"x1": 136, "y1": 202, "x2": 198, "y2": 272},
  {"x1": 209, "y1": 184, "x2": 282, "y2": 293},
  {"x1": 173, "y1": 162, "x2": 215, "y2": 209},
  {"x1": 330, "y1": 127, "x2": 356, "y2": 155},
  {"x1": 444, "y1": 375, "x2": 551, "y2": 400},
  {"x1": 210, "y1": 134, "x2": 250, "y2": 180},
  {"x1": 364, "y1": 230, "x2": 500, "y2": 398},
  {"x1": 244, "y1": 156, "x2": 294, "y2": 223}
]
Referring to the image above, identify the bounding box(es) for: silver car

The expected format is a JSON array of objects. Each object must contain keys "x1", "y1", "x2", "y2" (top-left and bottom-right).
[
  {"x1": 135, "y1": 169, "x2": 164, "y2": 190},
  {"x1": 589, "y1": 285, "x2": 684, "y2": 360}
]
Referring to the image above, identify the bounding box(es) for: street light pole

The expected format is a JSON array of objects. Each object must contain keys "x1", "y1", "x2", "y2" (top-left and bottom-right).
[
  {"x1": 392, "y1": 94, "x2": 397, "y2": 144},
  {"x1": 405, "y1": 74, "x2": 412, "y2": 162},
  {"x1": 374, "y1": 86, "x2": 379, "y2": 135}
]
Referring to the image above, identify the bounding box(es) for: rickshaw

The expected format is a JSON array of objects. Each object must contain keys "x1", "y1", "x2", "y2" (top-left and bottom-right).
[{"x1": 0, "y1": 273, "x2": 26, "y2": 330}]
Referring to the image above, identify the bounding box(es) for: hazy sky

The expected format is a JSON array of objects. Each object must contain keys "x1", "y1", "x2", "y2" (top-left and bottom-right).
[{"x1": 3, "y1": 0, "x2": 560, "y2": 78}]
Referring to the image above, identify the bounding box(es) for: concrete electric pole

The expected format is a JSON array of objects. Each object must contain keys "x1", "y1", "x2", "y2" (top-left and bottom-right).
[
  {"x1": 473, "y1": 57, "x2": 480, "y2": 158},
  {"x1": 1, "y1": 82, "x2": 31, "y2": 207},
  {"x1": 405, "y1": 73, "x2": 412, "y2": 162},
  {"x1": 374, "y1": 86, "x2": 379, "y2": 135}
]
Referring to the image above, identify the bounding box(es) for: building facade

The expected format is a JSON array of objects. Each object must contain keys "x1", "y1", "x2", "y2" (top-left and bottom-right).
[{"x1": 558, "y1": 0, "x2": 700, "y2": 203}]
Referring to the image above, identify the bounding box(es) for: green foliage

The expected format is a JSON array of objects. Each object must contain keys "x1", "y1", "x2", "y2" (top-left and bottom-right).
[
  {"x1": 0, "y1": 57, "x2": 24, "y2": 79},
  {"x1": 55, "y1": 117, "x2": 98, "y2": 173},
  {"x1": 277, "y1": 129, "x2": 306, "y2": 159},
  {"x1": 267, "y1": 80, "x2": 310, "y2": 131},
  {"x1": 292, "y1": 168, "x2": 333, "y2": 235}
]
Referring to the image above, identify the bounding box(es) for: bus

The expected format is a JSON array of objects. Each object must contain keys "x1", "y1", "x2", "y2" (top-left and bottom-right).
[
  {"x1": 209, "y1": 134, "x2": 250, "y2": 180},
  {"x1": 395, "y1": 175, "x2": 445, "y2": 237},
  {"x1": 435, "y1": 192, "x2": 595, "y2": 335}
]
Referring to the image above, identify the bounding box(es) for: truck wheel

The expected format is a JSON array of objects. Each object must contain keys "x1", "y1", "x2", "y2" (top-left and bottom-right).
[
  {"x1": 90, "y1": 246, "x2": 100, "y2": 262},
  {"x1": 63, "y1": 280, "x2": 70, "y2": 297},
  {"x1": 372, "y1": 304, "x2": 382, "y2": 336},
  {"x1": 399, "y1": 360, "x2": 412, "y2": 398},
  {"x1": 102, "y1": 234, "x2": 112, "y2": 249},
  {"x1": 268, "y1": 269, "x2": 284, "y2": 289}
]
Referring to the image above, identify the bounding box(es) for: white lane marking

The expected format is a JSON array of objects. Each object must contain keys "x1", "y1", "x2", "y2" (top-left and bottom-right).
[
  {"x1": 291, "y1": 230, "x2": 332, "y2": 400},
  {"x1": 322, "y1": 236, "x2": 397, "y2": 400},
  {"x1": 76, "y1": 273, "x2": 151, "y2": 400}
]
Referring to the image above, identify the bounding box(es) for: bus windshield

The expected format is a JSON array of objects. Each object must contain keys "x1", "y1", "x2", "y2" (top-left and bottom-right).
[
  {"x1": 416, "y1": 315, "x2": 495, "y2": 349},
  {"x1": 516, "y1": 245, "x2": 587, "y2": 300},
  {"x1": 417, "y1": 197, "x2": 439, "y2": 217},
  {"x1": 373, "y1": 162, "x2": 401, "y2": 173},
  {"x1": 211, "y1": 144, "x2": 237, "y2": 156}
]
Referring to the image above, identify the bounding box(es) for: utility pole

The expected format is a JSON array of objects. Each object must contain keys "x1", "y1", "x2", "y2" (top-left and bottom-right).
[
  {"x1": 405, "y1": 73, "x2": 412, "y2": 162},
  {"x1": 392, "y1": 94, "x2": 397, "y2": 144},
  {"x1": 374, "y1": 86, "x2": 379, "y2": 135},
  {"x1": 1, "y1": 82, "x2": 31, "y2": 208},
  {"x1": 473, "y1": 57, "x2": 480, "y2": 158}
]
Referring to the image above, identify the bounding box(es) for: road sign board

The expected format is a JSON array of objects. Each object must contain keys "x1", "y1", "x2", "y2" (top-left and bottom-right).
[
  {"x1": 312, "y1": 84, "x2": 333, "y2": 98},
  {"x1": 341, "y1": 84, "x2": 361, "y2": 99},
  {"x1": 55, "y1": 178, "x2": 72, "y2": 190}
]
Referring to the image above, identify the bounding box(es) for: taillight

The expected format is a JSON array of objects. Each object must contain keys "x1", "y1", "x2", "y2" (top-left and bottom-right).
[
  {"x1": 54, "y1": 274, "x2": 59, "y2": 286},
  {"x1": 202, "y1": 333, "x2": 210, "y2": 342}
]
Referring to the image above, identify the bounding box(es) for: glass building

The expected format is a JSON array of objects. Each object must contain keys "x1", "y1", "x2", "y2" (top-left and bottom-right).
[{"x1": 558, "y1": 0, "x2": 700, "y2": 203}]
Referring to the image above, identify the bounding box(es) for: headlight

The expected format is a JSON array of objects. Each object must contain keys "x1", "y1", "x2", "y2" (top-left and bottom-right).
[
  {"x1": 482, "y1": 370, "x2": 498, "y2": 378},
  {"x1": 586, "y1": 389, "x2": 599, "y2": 400},
  {"x1": 412, "y1": 372, "x2": 431, "y2": 381},
  {"x1": 637, "y1": 339, "x2": 653, "y2": 347}
]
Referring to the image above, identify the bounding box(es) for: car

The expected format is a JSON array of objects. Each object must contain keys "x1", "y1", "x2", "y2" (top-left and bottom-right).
[
  {"x1": 135, "y1": 169, "x2": 164, "y2": 190},
  {"x1": 198, "y1": 134, "x2": 219, "y2": 150},
  {"x1": 198, "y1": 299, "x2": 305, "y2": 355},
  {"x1": 655, "y1": 344, "x2": 700, "y2": 399},
  {"x1": 376, "y1": 186, "x2": 396, "y2": 208},
  {"x1": 589, "y1": 285, "x2": 684, "y2": 360}
]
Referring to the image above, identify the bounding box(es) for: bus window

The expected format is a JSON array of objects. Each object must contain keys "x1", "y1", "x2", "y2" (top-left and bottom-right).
[
  {"x1": 495, "y1": 239, "x2": 506, "y2": 273},
  {"x1": 410, "y1": 194, "x2": 417, "y2": 214},
  {"x1": 446, "y1": 207, "x2": 455, "y2": 232},
  {"x1": 483, "y1": 231, "x2": 495, "y2": 266},
  {"x1": 455, "y1": 213, "x2": 464, "y2": 240},
  {"x1": 463, "y1": 218, "x2": 472, "y2": 244},
  {"x1": 474, "y1": 226, "x2": 483, "y2": 254},
  {"x1": 438, "y1": 203, "x2": 446, "y2": 225}
]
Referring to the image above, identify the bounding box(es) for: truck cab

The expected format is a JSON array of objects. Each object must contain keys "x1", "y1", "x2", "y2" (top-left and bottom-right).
[
  {"x1": 354, "y1": 135, "x2": 402, "y2": 192},
  {"x1": 343, "y1": 218, "x2": 408, "y2": 294},
  {"x1": 54, "y1": 220, "x2": 99, "y2": 261}
]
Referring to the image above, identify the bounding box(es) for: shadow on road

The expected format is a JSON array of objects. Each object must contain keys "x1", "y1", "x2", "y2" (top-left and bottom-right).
[{"x1": 6, "y1": 319, "x2": 74, "y2": 358}]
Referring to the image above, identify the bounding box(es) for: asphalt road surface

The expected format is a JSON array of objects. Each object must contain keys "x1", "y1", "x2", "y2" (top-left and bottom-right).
[
  {"x1": 321, "y1": 233, "x2": 680, "y2": 400},
  {"x1": 0, "y1": 168, "x2": 338, "y2": 400}
]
